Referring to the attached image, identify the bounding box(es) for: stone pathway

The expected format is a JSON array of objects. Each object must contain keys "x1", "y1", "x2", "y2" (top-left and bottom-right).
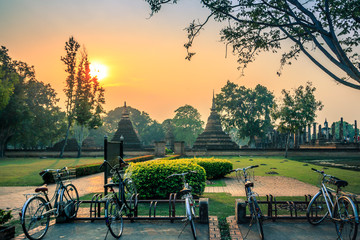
[{"x1": 205, "y1": 176, "x2": 319, "y2": 197}]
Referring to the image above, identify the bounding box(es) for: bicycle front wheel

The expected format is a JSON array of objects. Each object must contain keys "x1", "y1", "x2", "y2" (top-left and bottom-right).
[
  {"x1": 123, "y1": 178, "x2": 137, "y2": 211},
  {"x1": 333, "y1": 196, "x2": 359, "y2": 240},
  {"x1": 186, "y1": 198, "x2": 197, "y2": 239},
  {"x1": 21, "y1": 196, "x2": 50, "y2": 240},
  {"x1": 307, "y1": 191, "x2": 329, "y2": 225},
  {"x1": 251, "y1": 198, "x2": 264, "y2": 240},
  {"x1": 105, "y1": 199, "x2": 124, "y2": 239},
  {"x1": 60, "y1": 183, "x2": 79, "y2": 219}
]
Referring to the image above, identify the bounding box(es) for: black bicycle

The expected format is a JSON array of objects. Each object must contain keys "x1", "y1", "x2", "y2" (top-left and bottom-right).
[
  {"x1": 167, "y1": 171, "x2": 198, "y2": 239},
  {"x1": 20, "y1": 167, "x2": 79, "y2": 240},
  {"x1": 231, "y1": 165, "x2": 264, "y2": 240},
  {"x1": 100, "y1": 157, "x2": 138, "y2": 239},
  {"x1": 307, "y1": 168, "x2": 359, "y2": 240}
]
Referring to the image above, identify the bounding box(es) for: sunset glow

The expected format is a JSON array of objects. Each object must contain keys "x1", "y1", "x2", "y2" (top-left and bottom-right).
[{"x1": 90, "y1": 62, "x2": 108, "y2": 81}]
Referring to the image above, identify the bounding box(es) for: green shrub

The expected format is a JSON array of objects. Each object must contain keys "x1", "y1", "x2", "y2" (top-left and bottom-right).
[
  {"x1": 0, "y1": 209, "x2": 12, "y2": 225},
  {"x1": 129, "y1": 160, "x2": 206, "y2": 199},
  {"x1": 194, "y1": 158, "x2": 232, "y2": 179},
  {"x1": 179, "y1": 158, "x2": 233, "y2": 179}
]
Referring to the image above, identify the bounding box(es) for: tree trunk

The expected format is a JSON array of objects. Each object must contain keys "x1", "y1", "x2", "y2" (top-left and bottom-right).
[
  {"x1": 284, "y1": 133, "x2": 290, "y2": 158},
  {"x1": 59, "y1": 121, "x2": 71, "y2": 158},
  {"x1": 76, "y1": 125, "x2": 84, "y2": 158}
]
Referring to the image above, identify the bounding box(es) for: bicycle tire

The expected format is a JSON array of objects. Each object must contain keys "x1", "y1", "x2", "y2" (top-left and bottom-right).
[
  {"x1": 333, "y1": 196, "x2": 359, "y2": 240},
  {"x1": 60, "y1": 183, "x2": 79, "y2": 219},
  {"x1": 105, "y1": 198, "x2": 124, "y2": 239},
  {"x1": 21, "y1": 196, "x2": 50, "y2": 240},
  {"x1": 186, "y1": 198, "x2": 197, "y2": 239},
  {"x1": 251, "y1": 198, "x2": 264, "y2": 240},
  {"x1": 123, "y1": 178, "x2": 137, "y2": 211},
  {"x1": 306, "y1": 191, "x2": 330, "y2": 225}
]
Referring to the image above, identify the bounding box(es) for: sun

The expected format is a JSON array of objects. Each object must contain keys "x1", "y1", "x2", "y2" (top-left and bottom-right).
[{"x1": 90, "y1": 62, "x2": 108, "y2": 81}]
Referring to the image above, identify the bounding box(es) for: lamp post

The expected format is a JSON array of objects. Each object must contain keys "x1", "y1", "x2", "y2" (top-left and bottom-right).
[
  {"x1": 103, "y1": 135, "x2": 108, "y2": 196},
  {"x1": 119, "y1": 135, "x2": 124, "y2": 165}
]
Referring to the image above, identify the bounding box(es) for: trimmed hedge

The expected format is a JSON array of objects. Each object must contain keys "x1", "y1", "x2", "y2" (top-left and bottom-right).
[
  {"x1": 129, "y1": 160, "x2": 206, "y2": 199},
  {"x1": 165, "y1": 158, "x2": 233, "y2": 180},
  {"x1": 191, "y1": 158, "x2": 233, "y2": 179}
]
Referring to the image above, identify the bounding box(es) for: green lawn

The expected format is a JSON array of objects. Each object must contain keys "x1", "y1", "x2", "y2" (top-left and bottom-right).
[
  {"x1": 0, "y1": 157, "x2": 103, "y2": 186},
  {"x1": 211, "y1": 156, "x2": 360, "y2": 195}
]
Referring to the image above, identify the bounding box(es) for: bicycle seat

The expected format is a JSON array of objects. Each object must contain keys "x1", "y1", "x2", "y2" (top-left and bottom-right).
[
  {"x1": 180, "y1": 188, "x2": 192, "y2": 194},
  {"x1": 245, "y1": 181, "x2": 254, "y2": 188},
  {"x1": 35, "y1": 187, "x2": 48, "y2": 193},
  {"x1": 335, "y1": 180, "x2": 348, "y2": 188}
]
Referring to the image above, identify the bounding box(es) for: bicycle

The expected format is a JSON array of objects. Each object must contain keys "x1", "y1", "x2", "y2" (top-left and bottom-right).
[
  {"x1": 306, "y1": 168, "x2": 359, "y2": 240},
  {"x1": 231, "y1": 165, "x2": 264, "y2": 240},
  {"x1": 167, "y1": 171, "x2": 198, "y2": 239},
  {"x1": 20, "y1": 167, "x2": 79, "y2": 240},
  {"x1": 100, "y1": 157, "x2": 138, "y2": 239}
]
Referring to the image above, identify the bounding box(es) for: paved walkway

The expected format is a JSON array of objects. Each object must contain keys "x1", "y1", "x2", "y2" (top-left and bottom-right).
[{"x1": 204, "y1": 176, "x2": 319, "y2": 196}]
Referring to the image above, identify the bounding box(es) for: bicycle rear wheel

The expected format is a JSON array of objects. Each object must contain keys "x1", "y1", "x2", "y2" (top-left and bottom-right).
[
  {"x1": 21, "y1": 196, "x2": 50, "y2": 240},
  {"x1": 251, "y1": 198, "x2": 264, "y2": 240},
  {"x1": 105, "y1": 198, "x2": 124, "y2": 239},
  {"x1": 333, "y1": 196, "x2": 358, "y2": 240},
  {"x1": 123, "y1": 178, "x2": 137, "y2": 211},
  {"x1": 60, "y1": 183, "x2": 79, "y2": 219},
  {"x1": 307, "y1": 191, "x2": 329, "y2": 225}
]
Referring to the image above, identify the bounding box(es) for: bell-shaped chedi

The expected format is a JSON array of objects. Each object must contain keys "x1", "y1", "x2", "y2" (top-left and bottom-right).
[
  {"x1": 111, "y1": 102, "x2": 142, "y2": 150},
  {"x1": 192, "y1": 92, "x2": 239, "y2": 150}
]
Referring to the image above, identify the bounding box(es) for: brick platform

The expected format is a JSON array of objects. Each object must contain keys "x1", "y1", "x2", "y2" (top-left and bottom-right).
[
  {"x1": 209, "y1": 216, "x2": 221, "y2": 240},
  {"x1": 227, "y1": 216, "x2": 243, "y2": 240}
]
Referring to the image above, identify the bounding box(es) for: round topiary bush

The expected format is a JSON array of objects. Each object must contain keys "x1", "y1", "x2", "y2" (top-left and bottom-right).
[
  {"x1": 181, "y1": 158, "x2": 233, "y2": 179},
  {"x1": 128, "y1": 160, "x2": 206, "y2": 199}
]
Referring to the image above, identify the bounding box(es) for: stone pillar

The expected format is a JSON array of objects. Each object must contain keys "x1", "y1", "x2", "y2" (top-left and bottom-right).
[
  {"x1": 325, "y1": 120, "x2": 329, "y2": 140},
  {"x1": 307, "y1": 124, "x2": 311, "y2": 143},
  {"x1": 235, "y1": 199, "x2": 248, "y2": 224},
  {"x1": 154, "y1": 141, "x2": 166, "y2": 156},
  {"x1": 294, "y1": 130, "x2": 299, "y2": 148},
  {"x1": 355, "y1": 120, "x2": 358, "y2": 143},
  {"x1": 331, "y1": 123, "x2": 336, "y2": 141},
  {"x1": 340, "y1": 117, "x2": 344, "y2": 141},
  {"x1": 199, "y1": 198, "x2": 209, "y2": 224},
  {"x1": 174, "y1": 141, "x2": 185, "y2": 155},
  {"x1": 313, "y1": 123, "x2": 317, "y2": 141}
]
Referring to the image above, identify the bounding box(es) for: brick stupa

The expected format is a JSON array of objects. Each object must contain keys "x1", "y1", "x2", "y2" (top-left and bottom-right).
[
  {"x1": 111, "y1": 102, "x2": 142, "y2": 150},
  {"x1": 192, "y1": 92, "x2": 239, "y2": 150}
]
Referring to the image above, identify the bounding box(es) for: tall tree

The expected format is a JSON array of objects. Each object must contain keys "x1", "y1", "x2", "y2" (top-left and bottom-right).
[
  {"x1": 73, "y1": 50, "x2": 105, "y2": 157},
  {"x1": 172, "y1": 105, "x2": 204, "y2": 147},
  {"x1": 60, "y1": 36, "x2": 80, "y2": 158},
  {"x1": 9, "y1": 79, "x2": 66, "y2": 149},
  {"x1": 273, "y1": 82, "x2": 323, "y2": 157},
  {"x1": 0, "y1": 46, "x2": 63, "y2": 156},
  {"x1": 145, "y1": 0, "x2": 360, "y2": 90},
  {"x1": 60, "y1": 37, "x2": 105, "y2": 157},
  {"x1": 215, "y1": 81, "x2": 275, "y2": 147}
]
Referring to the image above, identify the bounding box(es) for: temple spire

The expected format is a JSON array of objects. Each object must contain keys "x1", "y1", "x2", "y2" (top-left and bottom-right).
[{"x1": 211, "y1": 90, "x2": 216, "y2": 111}]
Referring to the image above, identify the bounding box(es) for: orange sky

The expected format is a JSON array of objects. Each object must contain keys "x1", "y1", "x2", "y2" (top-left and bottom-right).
[{"x1": 1, "y1": 0, "x2": 359, "y2": 125}]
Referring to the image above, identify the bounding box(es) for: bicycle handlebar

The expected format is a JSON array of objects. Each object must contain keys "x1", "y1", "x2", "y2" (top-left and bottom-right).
[
  {"x1": 40, "y1": 167, "x2": 68, "y2": 176},
  {"x1": 230, "y1": 165, "x2": 259, "y2": 173},
  {"x1": 99, "y1": 157, "x2": 128, "y2": 170},
  {"x1": 167, "y1": 171, "x2": 197, "y2": 178}
]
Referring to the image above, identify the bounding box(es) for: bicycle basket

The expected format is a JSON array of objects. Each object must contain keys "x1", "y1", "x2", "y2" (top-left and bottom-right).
[
  {"x1": 52, "y1": 168, "x2": 76, "y2": 184},
  {"x1": 236, "y1": 168, "x2": 255, "y2": 184}
]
